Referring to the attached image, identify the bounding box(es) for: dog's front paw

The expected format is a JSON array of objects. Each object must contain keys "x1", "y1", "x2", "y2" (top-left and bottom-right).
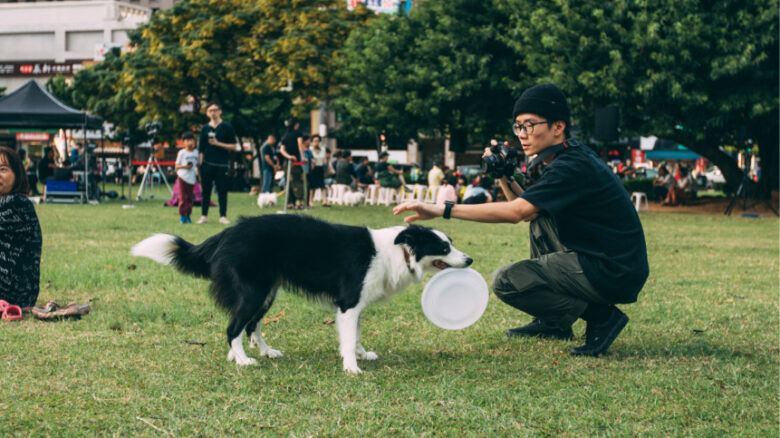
[
  {"x1": 260, "y1": 348, "x2": 283, "y2": 359},
  {"x1": 227, "y1": 350, "x2": 258, "y2": 366},
  {"x1": 343, "y1": 362, "x2": 363, "y2": 374},
  {"x1": 358, "y1": 351, "x2": 378, "y2": 361},
  {"x1": 235, "y1": 356, "x2": 258, "y2": 366},
  {"x1": 343, "y1": 365, "x2": 363, "y2": 374}
]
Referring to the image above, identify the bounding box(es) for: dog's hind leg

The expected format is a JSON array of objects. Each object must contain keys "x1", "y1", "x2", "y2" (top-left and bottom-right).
[
  {"x1": 336, "y1": 306, "x2": 364, "y2": 374},
  {"x1": 226, "y1": 289, "x2": 266, "y2": 366},
  {"x1": 355, "y1": 315, "x2": 378, "y2": 361},
  {"x1": 247, "y1": 285, "x2": 282, "y2": 358}
]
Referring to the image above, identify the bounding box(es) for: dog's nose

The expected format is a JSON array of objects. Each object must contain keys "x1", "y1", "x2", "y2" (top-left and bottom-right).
[{"x1": 465, "y1": 256, "x2": 473, "y2": 266}]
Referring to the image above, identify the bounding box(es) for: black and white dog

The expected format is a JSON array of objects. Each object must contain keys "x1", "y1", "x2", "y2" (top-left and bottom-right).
[{"x1": 131, "y1": 214, "x2": 472, "y2": 373}]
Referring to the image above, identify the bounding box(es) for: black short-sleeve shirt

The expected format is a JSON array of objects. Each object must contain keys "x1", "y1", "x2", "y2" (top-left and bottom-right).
[
  {"x1": 280, "y1": 130, "x2": 303, "y2": 162},
  {"x1": 519, "y1": 140, "x2": 649, "y2": 303},
  {"x1": 199, "y1": 122, "x2": 236, "y2": 167}
]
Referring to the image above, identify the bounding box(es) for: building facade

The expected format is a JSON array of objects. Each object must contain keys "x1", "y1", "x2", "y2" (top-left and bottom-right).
[{"x1": 0, "y1": 1, "x2": 152, "y2": 92}]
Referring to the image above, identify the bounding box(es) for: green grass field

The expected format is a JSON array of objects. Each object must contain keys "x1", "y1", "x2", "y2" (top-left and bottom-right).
[{"x1": 1, "y1": 189, "x2": 777, "y2": 437}]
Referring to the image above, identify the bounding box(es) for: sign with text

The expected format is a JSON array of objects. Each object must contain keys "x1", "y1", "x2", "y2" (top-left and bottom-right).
[
  {"x1": 347, "y1": 0, "x2": 411, "y2": 14},
  {"x1": 16, "y1": 132, "x2": 50, "y2": 141},
  {"x1": 0, "y1": 62, "x2": 86, "y2": 77}
]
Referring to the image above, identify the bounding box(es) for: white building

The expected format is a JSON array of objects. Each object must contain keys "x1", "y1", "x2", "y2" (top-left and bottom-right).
[{"x1": 0, "y1": 0, "x2": 151, "y2": 92}]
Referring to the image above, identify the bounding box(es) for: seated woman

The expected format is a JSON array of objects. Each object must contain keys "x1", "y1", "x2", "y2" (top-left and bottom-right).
[
  {"x1": 462, "y1": 174, "x2": 494, "y2": 204},
  {"x1": 652, "y1": 165, "x2": 673, "y2": 202},
  {"x1": 665, "y1": 166, "x2": 693, "y2": 206},
  {"x1": 375, "y1": 151, "x2": 407, "y2": 188},
  {"x1": 0, "y1": 147, "x2": 42, "y2": 308}
]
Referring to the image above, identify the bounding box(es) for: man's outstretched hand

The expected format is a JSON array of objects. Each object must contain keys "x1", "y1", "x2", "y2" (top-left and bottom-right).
[{"x1": 393, "y1": 201, "x2": 444, "y2": 223}]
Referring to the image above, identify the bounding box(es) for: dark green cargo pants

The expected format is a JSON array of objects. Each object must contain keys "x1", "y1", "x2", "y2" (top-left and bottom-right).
[{"x1": 491, "y1": 214, "x2": 611, "y2": 330}]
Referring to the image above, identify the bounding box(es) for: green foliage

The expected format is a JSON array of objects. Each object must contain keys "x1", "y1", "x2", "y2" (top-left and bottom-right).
[
  {"x1": 499, "y1": 0, "x2": 779, "y2": 191},
  {"x1": 1, "y1": 192, "x2": 777, "y2": 435},
  {"x1": 124, "y1": 0, "x2": 369, "y2": 142},
  {"x1": 71, "y1": 48, "x2": 148, "y2": 145},
  {"x1": 44, "y1": 75, "x2": 75, "y2": 108},
  {"x1": 335, "y1": 0, "x2": 519, "y2": 147}
]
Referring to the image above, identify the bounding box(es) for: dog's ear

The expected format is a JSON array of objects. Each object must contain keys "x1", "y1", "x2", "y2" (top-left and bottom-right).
[{"x1": 394, "y1": 225, "x2": 424, "y2": 246}]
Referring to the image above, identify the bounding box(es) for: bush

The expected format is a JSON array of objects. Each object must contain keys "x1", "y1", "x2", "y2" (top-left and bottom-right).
[{"x1": 623, "y1": 178, "x2": 654, "y2": 198}]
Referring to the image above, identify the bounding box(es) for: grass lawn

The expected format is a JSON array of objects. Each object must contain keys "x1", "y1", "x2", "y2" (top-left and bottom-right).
[{"x1": 1, "y1": 188, "x2": 778, "y2": 436}]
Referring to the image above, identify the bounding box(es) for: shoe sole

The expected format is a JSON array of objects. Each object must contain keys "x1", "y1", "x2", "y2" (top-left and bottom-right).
[{"x1": 571, "y1": 313, "x2": 629, "y2": 357}]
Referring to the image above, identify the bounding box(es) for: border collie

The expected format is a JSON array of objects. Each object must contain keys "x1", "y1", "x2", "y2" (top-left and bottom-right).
[{"x1": 131, "y1": 214, "x2": 472, "y2": 373}]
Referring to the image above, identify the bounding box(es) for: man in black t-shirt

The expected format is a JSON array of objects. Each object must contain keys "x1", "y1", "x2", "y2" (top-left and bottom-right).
[
  {"x1": 393, "y1": 83, "x2": 649, "y2": 357},
  {"x1": 279, "y1": 119, "x2": 306, "y2": 208},
  {"x1": 198, "y1": 102, "x2": 239, "y2": 225}
]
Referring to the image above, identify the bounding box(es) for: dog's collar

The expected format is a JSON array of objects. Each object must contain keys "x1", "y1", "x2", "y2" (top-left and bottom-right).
[{"x1": 401, "y1": 247, "x2": 415, "y2": 275}]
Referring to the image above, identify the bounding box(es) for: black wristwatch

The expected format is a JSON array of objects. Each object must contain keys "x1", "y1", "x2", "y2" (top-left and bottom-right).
[{"x1": 443, "y1": 201, "x2": 455, "y2": 220}]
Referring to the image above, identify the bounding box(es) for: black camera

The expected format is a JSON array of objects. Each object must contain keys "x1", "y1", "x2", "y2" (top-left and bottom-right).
[
  {"x1": 145, "y1": 121, "x2": 163, "y2": 136},
  {"x1": 481, "y1": 145, "x2": 521, "y2": 178}
]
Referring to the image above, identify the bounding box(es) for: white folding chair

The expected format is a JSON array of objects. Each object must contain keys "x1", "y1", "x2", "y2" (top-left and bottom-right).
[
  {"x1": 365, "y1": 184, "x2": 380, "y2": 205},
  {"x1": 329, "y1": 184, "x2": 350, "y2": 205},
  {"x1": 424, "y1": 186, "x2": 440, "y2": 203}
]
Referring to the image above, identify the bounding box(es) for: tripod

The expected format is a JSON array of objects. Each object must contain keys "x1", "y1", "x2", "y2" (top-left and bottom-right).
[
  {"x1": 136, "y1": 145, "x2": 172, "y2": 200},
  {"x1": 724, "y1": 170, "x2": 779, "y2": 216}
]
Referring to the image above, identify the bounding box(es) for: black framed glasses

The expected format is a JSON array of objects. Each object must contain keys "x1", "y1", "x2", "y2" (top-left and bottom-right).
[{"x1": 512, "y1": 120, "x2": 550, "y2": 136}]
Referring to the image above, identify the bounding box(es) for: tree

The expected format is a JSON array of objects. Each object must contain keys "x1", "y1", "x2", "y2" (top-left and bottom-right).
[
  {"x1": 500, "y1": 0, "x2": 778, "y2": 196},
  {"x1": 335, "y1": 0, "x2": 520, "y2": 149},
  {"x1": 125, "y1": 0, "x2": 369, "y2": 147},
  {"x1": 45, "y1": 75, "x2": 76, "y2": 108},
  {"x1": 68, "y1": 48, "x2": 148, "y2": 145}
]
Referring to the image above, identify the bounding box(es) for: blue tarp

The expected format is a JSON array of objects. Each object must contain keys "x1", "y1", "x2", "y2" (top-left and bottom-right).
[{"x1": 645, "y1": 150, "x2": 701, "y2": 160}]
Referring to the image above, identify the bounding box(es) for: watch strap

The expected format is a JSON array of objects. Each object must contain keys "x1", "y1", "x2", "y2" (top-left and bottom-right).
[{"x1": 443, "y1": 201, "x2": 454, "y2": 220}]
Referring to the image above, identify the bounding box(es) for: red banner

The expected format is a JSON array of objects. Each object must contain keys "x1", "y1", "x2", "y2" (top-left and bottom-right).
[{"x1": 16, "y1": 132, "x2": 49, "y2": 141}]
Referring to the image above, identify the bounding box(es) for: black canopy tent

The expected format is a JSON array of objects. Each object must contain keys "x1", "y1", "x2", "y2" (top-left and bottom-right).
[{"x1": 0, "y1": 79, "x2": 104, "y2": 200}]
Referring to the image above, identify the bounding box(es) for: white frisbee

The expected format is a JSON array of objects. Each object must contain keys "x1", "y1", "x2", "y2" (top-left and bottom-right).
[{"x1": 421, "y1": 268, "x2": 489, "y2": 330}]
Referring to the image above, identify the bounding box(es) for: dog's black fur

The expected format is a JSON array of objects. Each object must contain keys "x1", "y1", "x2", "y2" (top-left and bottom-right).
[
  {"x1": 132, "y1": 214, "x2": 472, "y2": 371},
  {"x1": 170, "y1": 215, "x2": 378, "y2": 342}
]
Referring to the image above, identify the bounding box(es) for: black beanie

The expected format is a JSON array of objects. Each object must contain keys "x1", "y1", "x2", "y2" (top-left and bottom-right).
[{"x1": 512, "y1": 83, "x2": 570, "y2": 126}]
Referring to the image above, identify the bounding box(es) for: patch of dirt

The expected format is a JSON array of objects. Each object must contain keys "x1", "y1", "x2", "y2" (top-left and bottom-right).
[{"x1": 644, "y1": 191, "x2": 779, "y2": 217}]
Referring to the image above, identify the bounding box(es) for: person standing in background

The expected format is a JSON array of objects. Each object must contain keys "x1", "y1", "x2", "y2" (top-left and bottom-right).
[
  {"x1": 197, "y1": 102, "x2": 239, "y2": 225},
  {"x1": 260, "y1": 134, "x2": 280, "y2": 194},
  {"x1": 174, "y1": 132, "x2": 199, "y2": 224},
  {"x1": 280, "y1": 118, "x2": 307, "y2": 210}
]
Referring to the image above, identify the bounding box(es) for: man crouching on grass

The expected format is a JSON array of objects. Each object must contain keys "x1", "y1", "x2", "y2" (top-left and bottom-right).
[{"x1": 394, "y1": 83, "x2": 649, "y2": 357}]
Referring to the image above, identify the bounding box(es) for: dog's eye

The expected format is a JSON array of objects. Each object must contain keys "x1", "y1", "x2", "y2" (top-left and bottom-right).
[{"x1": 442, "y1": 246, "x2": 450, "y2": 254}]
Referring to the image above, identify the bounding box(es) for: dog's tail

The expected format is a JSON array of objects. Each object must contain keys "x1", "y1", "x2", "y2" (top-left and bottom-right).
[{"x1": 131, "y1": 234, "x2": 210, "y2": 278}]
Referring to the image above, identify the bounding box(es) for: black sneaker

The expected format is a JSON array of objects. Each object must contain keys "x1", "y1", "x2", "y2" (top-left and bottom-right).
[
  {"x1": 570, "y1": 307, "x2": 628, "y2": 357},
  {"x1": 506, "y1": 319, "x2": 574, "y2": 340}
]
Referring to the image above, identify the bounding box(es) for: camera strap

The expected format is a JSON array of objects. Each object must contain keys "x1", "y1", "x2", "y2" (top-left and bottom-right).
[
  {"x1": 527, "y1": 141, "x2": 568, "y2": 173},
  {"x1": 522, "y1": 141, "x2": 568, "y2": 189}
]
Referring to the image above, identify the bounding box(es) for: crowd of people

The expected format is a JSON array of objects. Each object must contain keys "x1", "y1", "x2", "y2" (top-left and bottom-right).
[{"x1": 0, "y1": 82, "x2": 653, "y2": 360}]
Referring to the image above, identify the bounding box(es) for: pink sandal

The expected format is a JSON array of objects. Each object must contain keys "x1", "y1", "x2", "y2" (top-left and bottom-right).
[{"x1": 0, "y1": 300, "x2": 22, "y2": 321}]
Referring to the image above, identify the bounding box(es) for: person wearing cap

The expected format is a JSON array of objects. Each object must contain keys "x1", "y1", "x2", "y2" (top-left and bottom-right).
[{"x1": 394, "y1": 83, "x2": 649, "y2": 357}]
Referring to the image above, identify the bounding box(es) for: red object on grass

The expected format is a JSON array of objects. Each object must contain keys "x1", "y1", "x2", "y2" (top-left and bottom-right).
[{"x1": 0, "y1": 300, "x2": 22, "y2": 321}]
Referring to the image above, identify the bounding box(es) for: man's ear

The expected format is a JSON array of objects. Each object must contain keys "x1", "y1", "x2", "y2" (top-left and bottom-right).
[
  {"x1": 552, "y1": 120, "x2": 566, "y2": 137},
  {"x1": 394, "y1": 225, "x2": 424, "y2": 246}
]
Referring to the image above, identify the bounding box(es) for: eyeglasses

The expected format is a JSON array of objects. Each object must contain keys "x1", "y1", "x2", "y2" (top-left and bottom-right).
[{"x1": 512, "y1": 120, "x2": 550, "y2": 136}]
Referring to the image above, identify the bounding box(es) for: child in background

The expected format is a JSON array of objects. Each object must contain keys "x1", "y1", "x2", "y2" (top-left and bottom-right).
[
  {"x1": 436, "y1": 175, "x2": 459, "y2": 205},
  {"x1": 175, "y1": 132, "x2": 199, "y2": 224}
]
